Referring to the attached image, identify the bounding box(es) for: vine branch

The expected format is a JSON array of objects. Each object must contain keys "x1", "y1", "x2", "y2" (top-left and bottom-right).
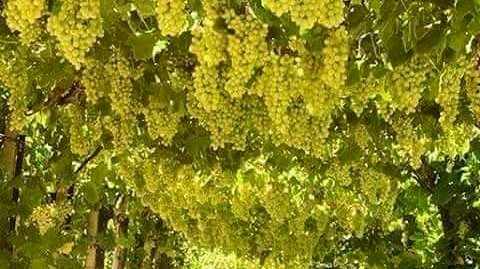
[{"x1": 74, "y1": 145, "x2": 103, "y2": 175}]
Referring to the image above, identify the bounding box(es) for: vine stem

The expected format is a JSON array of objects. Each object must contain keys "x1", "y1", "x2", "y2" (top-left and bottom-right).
[{"x1": 74, "y1": 145, "x2": 103, "y2": 175}]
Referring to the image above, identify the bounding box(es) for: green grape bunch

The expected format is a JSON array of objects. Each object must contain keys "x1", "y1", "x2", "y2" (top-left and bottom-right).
[
  {"x1": 262, "y1": 0, "x2": 344, "y2": 30},
  {"x1": 47, "y1": 0, "x2": 103, "y2": 69},
  {"x1": 156, "y1": 0, "x2": 190, "y2": 36},
  {"x1": 4, "y1": 0, "x2": 47, "y2": 45}
]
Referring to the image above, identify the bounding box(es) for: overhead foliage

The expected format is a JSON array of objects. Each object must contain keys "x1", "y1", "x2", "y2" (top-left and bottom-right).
[{"x1": 1, "y1": 0, "x2": 480, "y2": 268}]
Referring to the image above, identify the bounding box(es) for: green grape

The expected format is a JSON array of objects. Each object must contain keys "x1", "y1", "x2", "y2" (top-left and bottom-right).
[
  {"x1": 29, "y1": 203, "x2": 72, "y2": 235},
  {"x1": 64, "y1": 105, "x2": 100, "y2": 156},
  {"x1": 434, "y1": 124, "x2": 475, "y2": 160},
  {"x1": 143, "y1": 97, "x2": 183, "y2": 145},
  {"x1": 392, "y1": 118, "x2": 431, "y2": 168},
  {"x1": 4, "y1": 0, "x2": 46, "y2": 45},
  {"x1": 81, "y1": 59, "x2": 107, "y2": 104},
  {"x1": 191, "y1": 64, "x2": 225, "y2": 112},
  {"x1": 389, "y1": 57, "x2": 429, "y2": 114},
  {"x1": 156, "y1": 0, "x2": 189, "y2": 36},
  {"x1": 436, "y1": 58, "x2": 468, "y2": 128},
  {"x1": 262, "y1": 0, "x2": 344, "y2": 30},
  {"x1": 224, "y1": 12, "x2": 268, "y2": 98},
  {"x1": 320, "y1": 27, "x2": 349, "y2": 91},
  {"x1": 47, "y1": 0, "x2": 103, "y2": 69},
  {"x1": 0, "y1": 55, "x2": 29, "y2": 130},
  {"x1": 350, "y1": 75, "x2": 382, "y2": 116},
  {"x1": 465, "y1": 57, "x2": 480, "y2": 117},
  {"x1": 106, "y1": 51, "x2": 139, "y2": 117},
  {"x1": 190, "y1": 3, "x2": 227, "y2": 112}
]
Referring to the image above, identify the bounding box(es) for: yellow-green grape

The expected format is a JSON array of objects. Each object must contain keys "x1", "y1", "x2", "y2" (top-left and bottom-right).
[
  {"x1": 359, "y1": 168, "x2": 397, "y2": 207},
  {"x1": 292, "y1": 0, "x2": 345, "y2": 30},
  {"x1": 103, "y1": 115, "x2": 138, "y2": 154},
  {"x1": 170, "y1": 69, "x2": 192, "y2": 92},
  {"x1": 262, "y1": 0, "x2": 344, "y2": 30},
  {"x1": 320, "y1": 27, "x2": 349, "y2": 91},
  {"x1": 29, "y1": 203, "x2": 72, "y2": 235},
  {"x1": 261, "y1": 0, "x2": 289, "y2": 17},
  {"x1": 205, "y1": 100, "x2": 248, "y2": 150},
  {"x1": 106, "y1": 52, "x2": 137, "y2": 117},
  {"x1": 353, "y1": 124, "x2": 372, "y2": 150},
  {"x1": 143, "y1": 99, "x2": 183, "y2": 145},
  {"x1": 389, "y1": 57, "x2": 429, "y2": 114},
  {"x1": 350, "y1": 75, "x2": 382, "y2": 116},
  {"x1": 81, "y1": 59, "x2": 107, "y2": 104},
  {"x1": 251, "y1": 53, "x2": 332, "y2": 157},
  {"x1": 252, "y1": 55, "x2": 299, "y2": 133},
  {"x1": 465, "y1": 58, "x2": 480, "y2": 117},
  {"x1": 190, "y1": 7, "x2": 226, "y2": 66},
  {"x1": 47, "y1": 0, "x2": 103, "y2": 69},
  {"x1": 191, "y1": 64, "x2": 225, "y2": 112},
  {"x1": 0, "y1": 56, "x2": 29, "y2": 130},
  {"x1": 326, "y1": 162, "x2": 352, "y2": 187},
  {"x1": 65, "y1": 105, "x2": 100, "y2": 156},
  {"x1": 4, "y1": 0, "x2": 46, "y2": 45},
  {"x1": 224, "y1": 12, "x2": 268, "y2": 98},
  {"x1": 231, "y1": 182, "x2": 257, "y2": 221},
  {"x1": 57, "y1": 242, "x2": 74, "y2": 255},
  {"x1": 190, "y1": 6, "x2": 227, "y2": 112},
  {"x1": 392, "y1": 118, "x2": 431, "y2": 168},
  {"x1": 156, "y1": 0, "x2": 189, "y2": 36},
  {"x1": 297, "y1": 42, "x2": 337, "y2": 119},
  {"x1": 436, "y1": 58, "x2": 468, "y2": 128},
  {"x1": 435, "y1": 124, "x2": 476, "y2": 159}
]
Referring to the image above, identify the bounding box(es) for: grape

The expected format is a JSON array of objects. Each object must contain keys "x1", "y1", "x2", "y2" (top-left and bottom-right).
[
  {"x1": 436, "y1": 58, "x2": 468, "y2": 128},
  {"x1": 262, "y1": 0, "x2": 344, "y2": 30},
  {"x1": 47, "y1": 0, "x2": 103, "y2": 69},
  {"x1": 224, "y1": 12, "x2": 269, "y2": 98},
  {"x1": 156, "y1": 0, "x2": 190, "y2": 36},
  {"x1": 465, "y1": 58, "x2": 480, "y2": 117},
  {"x1": 392, "y1": 117, "x2": 431, "y2": 168},
  {"x1": 388, "y1": 57, "x2": 429, "y2": 114},
  {"x1": 29, "y1": 203, "x2": 72, "y2": 235},
  {"x1": 320, "y1": 27, "x2": 349, "y2": 91},
  {"x1": 0, "y1": 55, "x2": 29, "y2": 130},
  {"x1": 64, "y1": 105, "x2": 100, "y2": 156},
  {"x1": 143, "y1": 97, "x2": 183, "y2": 145},
  {"x1": 4, "y1": 0, "x2": 46, "y2": 45},
  {"x1": 81, "y1": 59, "x2": 107, "y2": 104}
]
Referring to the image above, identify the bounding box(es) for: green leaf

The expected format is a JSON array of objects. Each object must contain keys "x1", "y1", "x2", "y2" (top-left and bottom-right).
[
  {"x1": 152, "y1": 39, "x2": 169, "y2": 58},
  {"x1": 415, "y1": 25, "x2": 445, "y2": 54},
  {"x1": 30, "y1": 258, "x2": 48, "y2": 269},
  {"x1": 370, "y1": 0, "x2": 382, "y2": 16},
  {"x1": 133, "y1": 0, "x2": 156, "y2": 17},
  {"x1": 186, "y1": 135, "x2": 210, "y2": 158},
  {"x1": 83, "y1": 182, "x2": 99, "y2": 206},
  {"x1": 432, "y1": 176, "x2": 452, "y2": 205},
  {"x1": 91, "y1": 163, "x2": 108, "y2": 184},
  {"x1": 52, "y1": 155, "x2": 73, "y2": 178},
  {"x1": 386, "y1": 34, "x2": 412, "y2": 66},
  {"x1": 129, "y1": 32, "x2": 165, "y2": 60}
]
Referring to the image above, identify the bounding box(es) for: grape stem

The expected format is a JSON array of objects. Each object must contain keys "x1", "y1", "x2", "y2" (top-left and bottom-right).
[{"x1": 74, "y1": 145, "x2": 103, "y2": 175}]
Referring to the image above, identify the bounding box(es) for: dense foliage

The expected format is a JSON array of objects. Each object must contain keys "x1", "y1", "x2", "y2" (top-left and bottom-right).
[{"x1": 1, "y1": 0, "x2": 480, "y2": 268}]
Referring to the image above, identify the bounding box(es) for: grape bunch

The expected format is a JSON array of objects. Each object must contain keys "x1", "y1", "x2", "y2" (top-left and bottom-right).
[
  {"x1": 389, "y1": 57, "x2": 429, "y2": 114},
  {"x1": 320, "y1": 27, "x2": 350, "y2": 91},
  {"x1": 0, "y1": 55, "x2": 30, "y2": 130},
  {"x1": 436, "y1": 58, "x2": 468, "y2": 128},
  {"x1": 47, "y1": 0, "x2": 103, "y2": 69},
  {"x1": 29, "y1": 203, "x2": 72, "y2": 235},
  {"x1": 262, "y1": 0, "x2": 345, "y2": 30},
  {"x1": 4, "y1": 0, "x2": 46, "y2": 45},
  {"x1": 156, "y1": 0, "x2": 189, "y2": 36}
]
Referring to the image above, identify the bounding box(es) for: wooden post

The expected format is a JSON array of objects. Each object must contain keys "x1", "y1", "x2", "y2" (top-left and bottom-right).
[{"x1": 86, "y1": 210, "x2": 99, "y2": 269}]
